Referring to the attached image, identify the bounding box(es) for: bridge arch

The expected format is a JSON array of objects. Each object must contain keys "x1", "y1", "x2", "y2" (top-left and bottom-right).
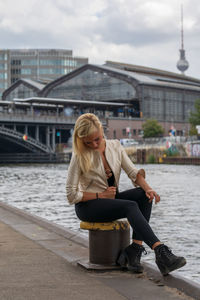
[{"x1": 0, "y1": 127, "x2": 52, "y2": 153}]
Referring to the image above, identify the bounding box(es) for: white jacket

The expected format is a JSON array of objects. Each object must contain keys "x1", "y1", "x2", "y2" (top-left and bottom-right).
[{"x1": 66, "y1": 139, "x2": 145, "y2": 205}]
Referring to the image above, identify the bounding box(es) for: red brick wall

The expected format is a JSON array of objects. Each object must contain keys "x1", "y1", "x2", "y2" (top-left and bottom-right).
[{"x1": 106, "y1": 118, "x2": 190, "y2": 139}]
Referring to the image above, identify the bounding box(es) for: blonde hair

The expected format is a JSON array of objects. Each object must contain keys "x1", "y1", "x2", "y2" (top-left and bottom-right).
[{"x1": 73, "y1": 113, "x2": 103, "y2": 173}]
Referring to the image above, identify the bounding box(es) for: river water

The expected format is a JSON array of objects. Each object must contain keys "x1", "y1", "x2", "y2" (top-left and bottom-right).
[{"x1": 0, "y1": 163, "x2": 199, "y2": 284}]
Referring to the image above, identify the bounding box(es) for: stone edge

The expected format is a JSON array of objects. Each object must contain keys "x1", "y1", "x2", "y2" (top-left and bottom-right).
[{"x1": 0, "y1": 201, "x2": 199, "y2": 300}]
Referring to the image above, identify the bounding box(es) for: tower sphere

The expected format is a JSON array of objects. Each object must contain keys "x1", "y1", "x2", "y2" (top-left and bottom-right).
[{"x1": 177, "y1": 49, "x2": 189, "y2": 73}]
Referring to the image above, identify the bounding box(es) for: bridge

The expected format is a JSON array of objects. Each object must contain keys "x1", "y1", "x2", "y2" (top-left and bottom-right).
[
  {"x1": 0, "y1": 98, "x2": 109, "y2": 157},
  {"x1": 0, "y1": 111, "x2": 76, "y2": 155},
  {"x1": 0, "y1": 102, "x2": 77, "y2": 156},
  {"x1": 0, "y1": 126, "x2": 52, "y2": 153}
]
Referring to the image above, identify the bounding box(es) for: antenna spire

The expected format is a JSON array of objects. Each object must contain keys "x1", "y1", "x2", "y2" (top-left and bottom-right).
[
  {"x1": 181, "y1": 4, "x2": 184, "y2": 49},
  {"x1": 176, "y1": 4, "x2": 189, "y2": 74}
]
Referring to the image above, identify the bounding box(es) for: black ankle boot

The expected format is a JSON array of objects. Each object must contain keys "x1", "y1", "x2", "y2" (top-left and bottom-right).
[
  {"x1": 155, "y1": 244, "x2": 186, "y2": 276},
  {"x1": 117, "y1": 242, "x2": 146, "y2": 273}
]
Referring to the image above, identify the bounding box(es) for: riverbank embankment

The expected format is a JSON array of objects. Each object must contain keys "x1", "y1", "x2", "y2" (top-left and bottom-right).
[
  {"x1": 0, "y1": 201, "x2": 199, "y2": 300},
  {"x1": 125, "y1": 144, "x2": 200, "y2": 165}
]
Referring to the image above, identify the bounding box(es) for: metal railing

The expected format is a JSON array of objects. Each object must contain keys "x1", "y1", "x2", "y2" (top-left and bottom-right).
[
  {"x1": 0, "y1": 111, "x2": 77, "y2": 124},
  {"x1": 0, "y1": 111, "x2": 107, "y2": 125}
]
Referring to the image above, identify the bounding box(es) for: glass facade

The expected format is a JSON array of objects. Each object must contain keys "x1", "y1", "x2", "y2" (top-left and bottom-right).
[
  {"x1": 21, "y1": 69, "x2": 32, "y2": 75},
  {"x1": 165, "y1": 91, "x2": 183, "y2": 121},
  {"x1": 143, "y1": 86, "x2": 200, "y2": 121},
  {"x1": 0, "y1": 49, "x2": 89, "y2": 99},
  {"x1": 0, "y1": 53, "x2": 7, "y2": 60},
  {"x1": 143, "y1": 87, "x2": 165, "y2": 120},
  {"x1": 0, "y1": 73, "x2": 7, "y2": 79},
  {"x1": 5, "y1": 83, "x2": 37, "y2": 101},
  {"x1": 0, "y1": 52, "x2": 8, "y2": 99},
  {"x1": 11, "y1": 59, "x2": 79, "y2": 67},
  {"x1": 46, "y1": 69, "x2": 136, "y2": 102},
  {"x1": 38, "y1": 68, "x2": 67, "y2": 75},
  {"x1": 0, "y1": 63, "x2": 7, "y2": 70},
  {"x1": 0, "y1": 82, "x2": 5, "y2": 88},
  {"x1": 21, "y1": 60, "x2": 37, "y2": 66},
  {"x1": 39, "y1": 59, "x2": 77, "y2": 67},
  {"x1": 184, "y1": 93, "x2": 198, "y2": 120}
]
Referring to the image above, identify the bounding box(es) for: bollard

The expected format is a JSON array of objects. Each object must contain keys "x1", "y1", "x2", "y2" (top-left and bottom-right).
[{"x1": 78, "y1": 220, "x2": 130, "y2": 270}]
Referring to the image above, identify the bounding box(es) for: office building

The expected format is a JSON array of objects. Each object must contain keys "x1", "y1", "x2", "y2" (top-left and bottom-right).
[{"x1": 0, "y1": 48, "x2": 88, "y2": 99}]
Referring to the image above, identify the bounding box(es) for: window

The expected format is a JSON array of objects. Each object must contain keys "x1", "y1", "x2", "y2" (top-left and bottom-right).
[
  {"x1": 39, "y1": 68, "x2": 65, "y2": 75},
  {"x1": 177, "y1": 130, "x2": 183, "y2": 136},
  {"x1": 11, "y1": 69, "x2": 21, "y2": 74},
  {"x1": 0, "y1": 82, "x2": 5, "y2": 88},
  {"x1": 138, "y1": 129, "x2": 143, "y2": 136},
  {"x1": 21, "y1": 68, "x2": 32, "y2": 75},
  {"x1": 11, "y1": 60, "x2": 21, "y2": 65},
  {"x1": 21, "y1": 59, "x2": 37, "y2": 66},
  {"x1": 0, "y1": 63, "x2": 6, "y2": 69},
  {"x1": 0, "y1": 53, "x2": 7, "y2": 60},
  {"x1": 122, "y1": 129, "x2": 126, "y2": 136},
  {"x1": 11, "y1": 78, "x2": 17, "y2": 84},
  {"x1": 40, "y1": 59, "x2": 61, "y2": 65},
  {"x1": 0, "y1": 73, "x2": 7, "y2": 79},
  {"x1": 133, "y1": 129, "x2": 137, "y2": 136}
]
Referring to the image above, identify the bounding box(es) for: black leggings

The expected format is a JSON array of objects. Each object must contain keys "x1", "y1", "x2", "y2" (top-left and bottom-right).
[{"x1": 75, "y1": 188, "x2": 160, "y2": 248}]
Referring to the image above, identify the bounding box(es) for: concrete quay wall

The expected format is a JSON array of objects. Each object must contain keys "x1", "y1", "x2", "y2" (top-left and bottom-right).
[{"x1": 0, "y1": 201, "x2": 199, "y2": 300}]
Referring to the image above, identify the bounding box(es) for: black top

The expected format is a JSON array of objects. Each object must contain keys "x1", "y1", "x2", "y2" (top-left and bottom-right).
[{"x1": 107, "y1": 170, "x2": 115, "y2": 187}]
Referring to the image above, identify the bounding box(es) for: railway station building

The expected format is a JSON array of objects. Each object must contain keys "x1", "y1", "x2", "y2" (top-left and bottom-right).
[{"x1": 2, "y1": 61, "x2": 200, "y2": 140}]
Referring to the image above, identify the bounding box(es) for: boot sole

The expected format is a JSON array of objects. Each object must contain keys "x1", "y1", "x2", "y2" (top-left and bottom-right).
[
  {"x1": 157, "y1": 257, "x2": 186, "y2": 276},
  {"x1": 117, "y1": 252, "x2": 144, "y2": 273},
  {"x1": 127, "y1": 265, "x2": 144, "y2": 273}
]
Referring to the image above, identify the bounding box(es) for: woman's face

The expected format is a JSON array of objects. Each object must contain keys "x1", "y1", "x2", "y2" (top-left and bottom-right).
[{"x1": 82, "y1": 130, "x2": 104, "y2": 150}]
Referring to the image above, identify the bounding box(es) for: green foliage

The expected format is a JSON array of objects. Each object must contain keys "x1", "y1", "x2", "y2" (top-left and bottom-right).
[
  {"x1": 189, "y1": 125, "x2": 198, "y2": 136},
  {"x1": 189, "y1": 98, "x2": 200, "y2": 127},
  {"x1": 142, "y1": 119, "x2": 164, "y2": 138},
  {"x1": 147, "y1": 154, "x2": 156, "y2": 163}
]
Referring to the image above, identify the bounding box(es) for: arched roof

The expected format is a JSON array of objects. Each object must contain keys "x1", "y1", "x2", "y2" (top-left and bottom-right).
[
  {"x1": 40, "y1": 63, "x2": 200, "y2": 98},
  {"x1": 2, "y1": 78, "x2": 46, "y2": 100},
  {"x1": 40, "y1": 64, "x2": 141, "y2": 97},
  {"x1": 105, "y1": 61, "x2": 200, "y2": 85}
]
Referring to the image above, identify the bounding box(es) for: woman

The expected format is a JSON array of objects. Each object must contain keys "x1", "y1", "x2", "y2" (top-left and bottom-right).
[{"x1": 66, "y1": 113, "x2": 186, "y2": 275}]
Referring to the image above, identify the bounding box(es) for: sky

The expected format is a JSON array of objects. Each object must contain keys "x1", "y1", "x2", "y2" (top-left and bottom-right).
[{"x1": 0, "y1": 0, "x2": 200, "y2": 78}]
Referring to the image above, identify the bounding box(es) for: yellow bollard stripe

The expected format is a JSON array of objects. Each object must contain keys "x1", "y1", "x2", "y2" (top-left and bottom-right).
[{"x1": 80, "y1": 220, "x2": 130, "y2": 231}]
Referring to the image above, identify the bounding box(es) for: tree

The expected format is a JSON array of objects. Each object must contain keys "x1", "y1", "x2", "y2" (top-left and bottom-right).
[
  {"x1": 189, "y1": 99, "x2": 200, "y2": 135},
  {"x1": 142, "y1": 119, "x2": 164, "y2": 138}
]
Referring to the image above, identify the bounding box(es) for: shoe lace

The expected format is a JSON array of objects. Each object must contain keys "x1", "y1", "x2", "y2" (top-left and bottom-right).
[
  {"x1": 129, "y1": 244, "x2": 147, "y2": 263},
  {"x1": 136, "y1": 247, "x2": 147, "y2": 258},
  {"x1": 159, "y1": 245, "x2": 173, "y2": 258},
  {"x1": 142, "y1": 248, "x2": 147, "y2": 256}
]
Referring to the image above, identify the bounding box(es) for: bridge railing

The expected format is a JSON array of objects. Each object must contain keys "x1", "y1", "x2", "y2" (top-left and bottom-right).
[
  {"x1": 0, "y1": 111, "x2": 78, "y2": 124},
  {"x1": 0, "y1": 111, "x2": 107, "y2": 125}
]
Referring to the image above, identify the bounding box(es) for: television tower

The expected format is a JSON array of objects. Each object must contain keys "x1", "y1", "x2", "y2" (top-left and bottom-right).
[{"x1": 176, "y1": 4, "x2": 189, "y2": 74}]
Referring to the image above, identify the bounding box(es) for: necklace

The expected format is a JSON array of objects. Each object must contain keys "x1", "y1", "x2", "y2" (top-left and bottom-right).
[{"x1": 105, "y1": 168, "x2": 112, "y2": 178}]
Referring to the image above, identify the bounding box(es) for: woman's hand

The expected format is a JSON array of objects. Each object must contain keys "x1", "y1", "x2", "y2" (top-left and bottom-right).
[
  {"x1": 100, "y1": 186, "x2": 116, "y2": 199},
  {"x1": 145, "y1": 189, "x2": 160, "y2": 204}
]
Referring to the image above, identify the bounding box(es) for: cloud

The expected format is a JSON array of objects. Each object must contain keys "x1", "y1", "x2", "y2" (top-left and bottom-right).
[{"x1": 0, "y1": 0, "x2": 200, "y2": 78}]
